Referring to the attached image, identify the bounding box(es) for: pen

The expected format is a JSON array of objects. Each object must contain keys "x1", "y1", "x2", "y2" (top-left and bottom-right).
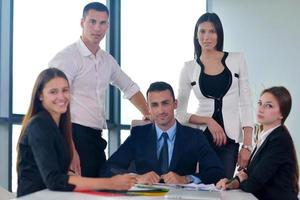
[
  {"x1": 226, "y1": 175, "x2": 242, "y2": 185},
  {"x1": 225, "y1": 177, "x2": 235, "y2": 184}
]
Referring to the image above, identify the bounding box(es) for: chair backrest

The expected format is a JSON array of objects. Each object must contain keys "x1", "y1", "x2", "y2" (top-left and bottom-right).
[
  {"x1": 126, "y1": 120, "x2": 152, "y2": 172},
  {"x1": 0, "y1": 186, "x2": 16, "y2": 200},
  {"x1": 131, "y1": 119, "x2": 152, "y2": 129}
]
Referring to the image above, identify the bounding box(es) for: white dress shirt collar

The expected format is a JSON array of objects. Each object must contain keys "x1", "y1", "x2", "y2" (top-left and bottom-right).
[
  {"x1": 155, "y1": 122, "x2": 177, "y2": 142},
  {"x1": 77, "y1": 38, "x2": 102, "y2": 57},
  {"x1": 258, "y1": 124, "x2": 281, "y2": 146}
]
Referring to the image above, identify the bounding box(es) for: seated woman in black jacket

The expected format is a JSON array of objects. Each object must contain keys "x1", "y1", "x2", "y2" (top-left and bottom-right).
[
  {"x1": 17, "y1": 68, "x2": 136, "y2": 197},
  {"x1": 217, "y1": 86, "x2": 299, "y2": 200}
]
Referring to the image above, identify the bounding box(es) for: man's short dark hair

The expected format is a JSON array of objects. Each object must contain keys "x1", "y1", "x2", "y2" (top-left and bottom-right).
[
  {"x1": 146, "y1": 81, "x2": 175, "y2": 101},
  {"x1": 82, "y1": 2, "x2": 109, "y2": 18}
]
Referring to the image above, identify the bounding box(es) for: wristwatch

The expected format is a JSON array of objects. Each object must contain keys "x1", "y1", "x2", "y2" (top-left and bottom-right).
[{"x1": 241, "y1": 144, "x2": 253, "y2": 152}]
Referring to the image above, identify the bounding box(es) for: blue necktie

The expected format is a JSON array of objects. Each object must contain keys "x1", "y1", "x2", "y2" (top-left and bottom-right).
[{"x1": 159, "y1": 132, "x2": 169, "y2": 174}]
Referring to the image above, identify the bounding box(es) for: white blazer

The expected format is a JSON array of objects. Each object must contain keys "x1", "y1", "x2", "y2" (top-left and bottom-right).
[{"x1": 176, "y1": 52, "x2": 253, "y2": 142}]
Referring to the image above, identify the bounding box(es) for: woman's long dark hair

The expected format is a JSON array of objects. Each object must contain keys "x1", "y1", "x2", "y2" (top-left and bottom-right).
[
  {"x1": 261, "y1": 86, "x2": 299, "y2": 194},
  {"x1": 193, "y1": 12, "x2": 224, "y2": 59},
  {"x1": 16, "y1": 68, "x2": 73, "y2": 171}
]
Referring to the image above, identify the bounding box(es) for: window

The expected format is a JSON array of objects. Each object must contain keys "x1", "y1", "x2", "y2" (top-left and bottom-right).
[
  {"x1": 13, "y1": 0, "x2": 106, "y2": 114},
  {"x1": 120, "y1": 0, "x2": 206, "y2": 125},
  {"x1": 12, "y1": 0, "x2": 106, "y2": 192},
  {"x1": 11, "y1": 125, "x2": 20, "y2": 193}
]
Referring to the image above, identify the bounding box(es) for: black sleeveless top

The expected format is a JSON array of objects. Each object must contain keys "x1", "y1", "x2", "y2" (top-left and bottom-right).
[
  {"x1": 202, "y1": 69, "x2": 229, "y2": 99},
  {"x1": 196, "y1": 52, "x2": 234, "y2": 144}
]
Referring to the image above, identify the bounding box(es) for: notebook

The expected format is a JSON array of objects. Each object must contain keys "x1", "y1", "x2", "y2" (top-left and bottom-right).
[{"x1": 165, "y1": 189, "x2": 221, "y2": 200}]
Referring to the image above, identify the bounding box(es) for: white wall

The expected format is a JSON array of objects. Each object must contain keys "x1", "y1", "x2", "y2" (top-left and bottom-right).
[{"x1": 208, "y1": 0, "x2": 300, "y2": 159}]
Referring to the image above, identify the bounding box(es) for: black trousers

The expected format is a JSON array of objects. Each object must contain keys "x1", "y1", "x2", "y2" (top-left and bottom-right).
[
  {"x1": 204, "y1": 129, "x2": 239, "y2": 178},
  {"x1": 72, "y1": 123, "x2": 107, "y2": 177}
]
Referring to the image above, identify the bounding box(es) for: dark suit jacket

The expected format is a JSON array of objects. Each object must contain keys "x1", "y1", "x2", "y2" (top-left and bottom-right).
[
  {"x1": 101, "y1": 122, "x2": 225, "y2": 184},
  {"x1": 17, "y1": 111, "x2": 75, "y2": 197},
  {"x1": 240, "y1": 126, "x2": 298, "y2": 200}
]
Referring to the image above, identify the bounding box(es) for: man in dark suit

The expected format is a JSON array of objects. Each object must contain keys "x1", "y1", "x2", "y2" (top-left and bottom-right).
[{"x1": 101, "y1": 81, "x2": 225, "y2": 184}]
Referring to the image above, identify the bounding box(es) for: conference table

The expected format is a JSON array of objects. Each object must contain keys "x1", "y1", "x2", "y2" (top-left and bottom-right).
[{"x1": 14, "y1": 189, "x2": 257, "y2": 200}]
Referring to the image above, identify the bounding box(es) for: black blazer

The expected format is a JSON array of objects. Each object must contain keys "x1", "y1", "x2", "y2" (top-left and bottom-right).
[
  {"x1": 17, "y1": 111, "x2": 75, "y2": 197},
  {"x1": 240, "y1": 126, "x2": 298, "y2": 200},
  {"x1": 101, "y1": 122, "x2": 225, "y2": 184}
]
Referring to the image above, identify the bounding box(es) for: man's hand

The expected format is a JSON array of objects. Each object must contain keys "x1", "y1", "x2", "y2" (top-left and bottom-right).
[
  {"x1": 161, "y1": 171, "x2": 188, "y2": 184},
  {"x1": 136, "y1": 171, "x2": 160, "y2": 184},
  {"x1": 142, "y1": 114, "x2": 152, "y2": 121}
]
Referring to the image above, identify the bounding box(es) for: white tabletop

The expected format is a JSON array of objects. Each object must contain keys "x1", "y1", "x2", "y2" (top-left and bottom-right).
[{"x1": 14, "y1": 189, "x2": 257, "y2": 200}]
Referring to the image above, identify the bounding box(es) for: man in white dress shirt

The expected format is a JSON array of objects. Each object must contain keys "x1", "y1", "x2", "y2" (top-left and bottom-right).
[{"x1": 49, "y1": 2, "x2": 149, "y2": 177}]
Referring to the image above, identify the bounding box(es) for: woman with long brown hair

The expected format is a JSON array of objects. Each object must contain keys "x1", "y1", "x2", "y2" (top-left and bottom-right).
[
  {"x1": 17, "y1": 68, "x2": 136, "y2": 197},
  {"x1": 217, "y1": 86, "x2": 299, "y2": 200}
]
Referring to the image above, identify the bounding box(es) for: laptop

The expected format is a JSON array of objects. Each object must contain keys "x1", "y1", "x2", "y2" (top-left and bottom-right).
[{"x1": 165, "y1": 189, "x2": 221, "y2": 200}]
